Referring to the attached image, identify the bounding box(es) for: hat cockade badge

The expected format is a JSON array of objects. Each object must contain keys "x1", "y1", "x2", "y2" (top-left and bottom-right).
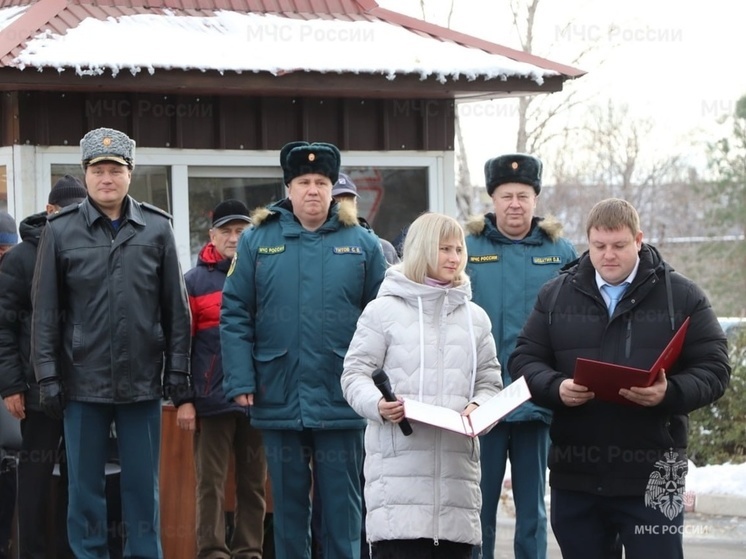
[
  {"x1": 102, "y1": 137, "x2": 112, "y2": 147},
  {"x1": 308, "y1": 153, "x2": 316, "y2": 162},
  {"x1": 511, "y1": 161, "x2": 519, "y2": 170}
]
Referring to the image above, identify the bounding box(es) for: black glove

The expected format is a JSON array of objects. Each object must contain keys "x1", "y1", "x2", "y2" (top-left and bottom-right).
[
  {"x1": 163, "y1": 371, "x2": 194, "y2": 407},
  {"x1": 39, "y1": 377, "x2": 65, "y2": 420}
]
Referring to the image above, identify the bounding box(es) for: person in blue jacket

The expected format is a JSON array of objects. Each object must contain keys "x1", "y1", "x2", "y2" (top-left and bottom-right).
[
  {"x1": 465, "y1": 153, "x2": 577, "y2": 559},
  {"x1": 220, "y1": 141, "x2": 387, "y2": 559}
]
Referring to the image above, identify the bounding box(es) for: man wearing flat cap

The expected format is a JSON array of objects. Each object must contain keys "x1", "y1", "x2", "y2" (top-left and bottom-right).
[
  {"x1": 179, "y1": 199, "x2": 267, "y2": 559},
  {"x1": 465, "y1": 153, "x2": 577, "y2": 559},
  {"x1": 221, "y1": 141, "x2": 386, "y2": 559},
  {"x1": 0, "y1": 174, "x2": 87, "y2": 558},
  {"x1": 31, "y1": 127, "x2": 191, "y2": 558}
]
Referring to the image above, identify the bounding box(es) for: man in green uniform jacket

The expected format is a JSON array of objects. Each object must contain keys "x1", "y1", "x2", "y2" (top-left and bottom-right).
[
  {"x1": 221, "y1": 141, "x2": 386, "y2": 559},
  {"x1": 465, "y1": 153, "x2": 577, "y2": 559}
]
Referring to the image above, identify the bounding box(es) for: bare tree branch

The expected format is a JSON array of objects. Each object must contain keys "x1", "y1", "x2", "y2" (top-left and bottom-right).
[{"x1": 447, "y1": 0, "x2": 455, "y2": 29}]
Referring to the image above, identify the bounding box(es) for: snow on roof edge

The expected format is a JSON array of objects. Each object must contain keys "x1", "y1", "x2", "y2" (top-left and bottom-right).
[{"x1": 10, "y1": 11, "x2": 557, "y2": 85}]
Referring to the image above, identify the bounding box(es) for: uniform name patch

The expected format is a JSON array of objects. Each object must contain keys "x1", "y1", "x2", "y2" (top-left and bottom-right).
[
  {"x1": 258, "y1": 245, "x2": 285, "y2": 255},
  {"x1": 469, "y1": 254, "x2": 499, "y2": 263},
  {"x1": 532, "y1": 256, "x2": 561, "y2": 265},
  {"x1": 333, "y1": 246, "x2": 363, "y2": 255}
]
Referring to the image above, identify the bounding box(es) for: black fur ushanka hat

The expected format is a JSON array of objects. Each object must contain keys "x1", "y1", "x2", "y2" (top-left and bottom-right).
[
  {"x1": 280, "y1": 141, "x2": 341, "y2": 185},
  {"x1": 484, "y1": 153, "x2": 542, "y2": 196}
]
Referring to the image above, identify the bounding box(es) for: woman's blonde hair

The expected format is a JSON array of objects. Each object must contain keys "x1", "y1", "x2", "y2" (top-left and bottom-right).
[{"x1": 401, "y1": 213, "x2": 468, "y2": 285}]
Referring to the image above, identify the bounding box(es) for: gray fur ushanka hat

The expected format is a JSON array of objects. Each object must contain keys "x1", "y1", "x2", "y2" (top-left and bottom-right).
[{"x1": 80, "y1": 127, "x2": 136, "y2": 169}]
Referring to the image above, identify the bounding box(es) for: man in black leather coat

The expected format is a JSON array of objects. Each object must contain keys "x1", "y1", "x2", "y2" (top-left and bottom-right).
[{"x1": 31, "y1": 128, "x2": 192, "y2": 559}]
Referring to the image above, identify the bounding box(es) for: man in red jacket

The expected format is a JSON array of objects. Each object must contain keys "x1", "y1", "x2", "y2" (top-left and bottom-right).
[{"x1": 178, "y1": 199, "x2": 267, "y2": 559}]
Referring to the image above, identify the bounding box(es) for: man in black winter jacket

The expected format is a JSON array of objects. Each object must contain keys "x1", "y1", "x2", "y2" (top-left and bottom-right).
[
  {"x1": 509, "y1": 198, "x2": 730, "y2": 559},
  {"x1": 0, "y1": 175, "x2": 86, "y2": 559}
]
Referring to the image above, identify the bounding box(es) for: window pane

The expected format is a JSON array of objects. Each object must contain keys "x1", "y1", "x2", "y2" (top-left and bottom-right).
[
  {"x1": 342, "y1": 167, "x2": 428, "y2": 245},
  {"x1": 51, "y1": 165, "x2": 171, "y2": 212},
  {"x1": 188, "y1": 177, "x2": 283, "y2": 266}
]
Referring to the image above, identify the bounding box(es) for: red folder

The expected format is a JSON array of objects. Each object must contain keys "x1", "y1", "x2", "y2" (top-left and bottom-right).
[{"x1": 573, "y1": 317, "x2": 690, "y2": 405}]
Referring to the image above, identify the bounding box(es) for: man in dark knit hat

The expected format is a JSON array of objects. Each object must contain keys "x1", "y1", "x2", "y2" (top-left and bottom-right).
[
  {"x1": 31, "y1": 128, "x2": 191, "y2": 559},
  {"x1": 178, "y1": 199, "x2": 267, "y2": 559},
  {"x1": 47, "y1": 174, "x2": 88, "y2": 210},
  {"x1": 0, "y1": 175, "x2": 86, "y2": 558},
  {"x1": 465, "y1": 153, "x2": 577, "y2": 559},
  {"x1": 221, "y1": 141, "x2": 386, "y2": 559}
]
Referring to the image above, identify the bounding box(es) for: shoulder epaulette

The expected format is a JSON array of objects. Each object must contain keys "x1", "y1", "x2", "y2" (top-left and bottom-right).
[
  {"x1": 47, "y1": 204, "x2": 78, "y2": 221},
  {"x1": 141, "y1": 202, "x2": 173, "y2": 220}
]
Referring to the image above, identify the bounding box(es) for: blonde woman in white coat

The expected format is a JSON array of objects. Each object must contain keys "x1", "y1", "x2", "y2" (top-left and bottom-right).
[{"x1": 341, "y1": 213, "x2": 502, "y2": 559}]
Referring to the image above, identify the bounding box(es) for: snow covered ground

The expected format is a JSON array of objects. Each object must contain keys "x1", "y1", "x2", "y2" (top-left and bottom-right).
[
  {"x1": 500, "y1": 460, "x2": 746, "y2": 517},
  {"x1": 503, "y1": 461, "x2": 746, "y2": 496},
  {"x1": 687, "y1": 461, "x2": 746, "y2": 496}
]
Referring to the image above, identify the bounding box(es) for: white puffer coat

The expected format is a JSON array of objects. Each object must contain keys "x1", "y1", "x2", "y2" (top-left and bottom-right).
[{"x1": 341, "y1": 267, "x2": 502, "y2": 545}]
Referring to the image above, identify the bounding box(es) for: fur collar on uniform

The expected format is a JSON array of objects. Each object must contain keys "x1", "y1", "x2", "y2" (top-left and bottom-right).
[
  {"x1": 250, "y1": 198, "x2": 359, "y2": 228},
  {"x1": 464, "y1": 213, "x2": 565, "y2": 242}
]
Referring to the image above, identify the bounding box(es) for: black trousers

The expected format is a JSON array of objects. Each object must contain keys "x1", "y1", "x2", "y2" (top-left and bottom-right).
[
  {"x1": 551, "y1": 488, "x2": 684, "y2": 559},
  {"x1": 371, "y1": 539, "x2": 473, "y2": 559},
  {"x1": 0, "y1": 463, "x2": 14, "y2": 559},
  {"x1": 18, "y1": 409, "x2": 72, "y2": 559}
]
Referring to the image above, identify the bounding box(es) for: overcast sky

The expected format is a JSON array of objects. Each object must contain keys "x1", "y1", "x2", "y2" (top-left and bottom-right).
[
  {"x1": 380, "y1": 0, "x2": 746, "y2": 181},
  {"x1": 7, "y1": 0, "x2": 743, "y2": 182}
]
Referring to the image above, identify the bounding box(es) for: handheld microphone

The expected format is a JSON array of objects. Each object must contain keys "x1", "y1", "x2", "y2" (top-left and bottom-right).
[{"x1": 371, "y1": 368, "x2": 413, "y2": 436}]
